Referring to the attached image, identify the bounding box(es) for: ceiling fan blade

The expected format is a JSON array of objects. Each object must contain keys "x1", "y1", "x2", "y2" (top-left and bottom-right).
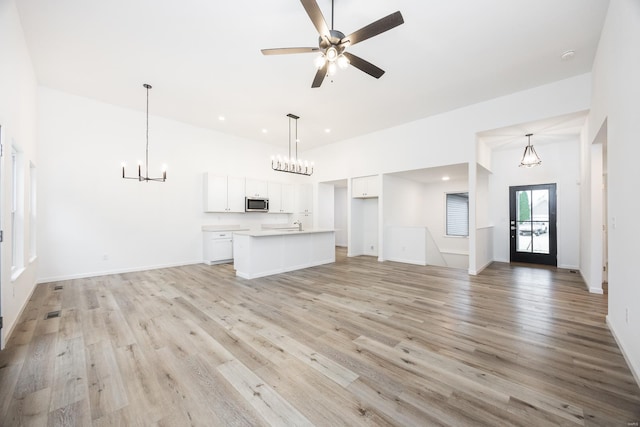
[
  {"x1": 342, "y1": 52, "x2": 385, "y2": 79},
  {"x1": 261, "y1": 47, "x2": 320, "y2": 55},
  {"x1": 311, "y1": 62, "x2": 328, "y2": 88},
  {"x1": 341, "y1": 11, "x2": 404, "y2": 47},
  {"x1": 300, "y1": 0, "x2": 330, "y2": 38}
]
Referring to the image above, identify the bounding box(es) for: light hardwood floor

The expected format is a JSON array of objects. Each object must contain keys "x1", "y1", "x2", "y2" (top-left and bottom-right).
[{"x1": 1, "y1": 248, "x2": 639, "y2": 426}]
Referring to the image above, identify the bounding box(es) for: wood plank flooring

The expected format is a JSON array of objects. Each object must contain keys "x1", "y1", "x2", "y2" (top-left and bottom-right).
[{"x1": 1, "y1": 248, "x2": 639, "y2": 426}]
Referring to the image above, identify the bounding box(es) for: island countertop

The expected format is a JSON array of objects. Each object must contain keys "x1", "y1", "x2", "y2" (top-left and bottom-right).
[
  {"x1": 233, "y1": 229, "x2": 336, "y2": 279},
  {"x1": 233, "y1": 228, "x2": 334, "y2": 237}
]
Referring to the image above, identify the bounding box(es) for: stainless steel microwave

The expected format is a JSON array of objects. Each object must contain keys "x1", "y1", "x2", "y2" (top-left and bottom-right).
[{"x1": 245, "y1": 197, "x2": 269, "y2": 212}]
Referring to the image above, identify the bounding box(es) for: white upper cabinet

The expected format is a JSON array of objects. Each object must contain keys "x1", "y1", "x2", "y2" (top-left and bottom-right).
[
  {"x1": 268, "y1": 182, "x2": 295, "y2": 214},
  {"x1": 352, "y1": 175, "x2": 379, "y2": 198},
  {"x1": 203, "y1": 173, "x2": 245, "y2": 212},
  {"x1": 227, "y1": 176, "x2": 246, "y2": 212},
  {"x1": 245, "y1": 178, "x2": 268, "y2": 198},
  {"x1": 281, "y1": 184, "x2": 295, "y2": 213},
  {"x1": 296, "y1": 183, "x2": 313, "y2": 213}
]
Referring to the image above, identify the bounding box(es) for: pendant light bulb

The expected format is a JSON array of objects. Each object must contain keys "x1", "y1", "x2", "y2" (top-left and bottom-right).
[
  {"x1": 314, "y1": 54, "x2": 326, "y2": 69},
  {"x1": 328, "y1": 62, "x2": 337, "y2": 76},
  {"x1": 337, "y1": 54, "x2": 350, "y2": 69}
]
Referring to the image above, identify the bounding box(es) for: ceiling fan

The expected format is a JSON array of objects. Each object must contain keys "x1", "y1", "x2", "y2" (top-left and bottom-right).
[{"x1": 261, "y1": 0, "x2": 404, "y2": 88}]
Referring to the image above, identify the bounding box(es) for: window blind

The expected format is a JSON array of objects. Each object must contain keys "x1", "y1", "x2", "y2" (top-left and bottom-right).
[{"x1": 446, "y1": 193, "x2": 469, "y2": 236}]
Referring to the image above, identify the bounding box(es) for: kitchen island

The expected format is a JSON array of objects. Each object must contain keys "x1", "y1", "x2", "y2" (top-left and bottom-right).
[{"x1": 233, "y1": 229, "x2": 335, "y2": 279}]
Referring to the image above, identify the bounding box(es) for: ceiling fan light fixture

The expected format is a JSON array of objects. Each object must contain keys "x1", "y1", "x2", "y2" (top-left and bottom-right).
[
  {"x1": 261, "y1": 1, "x2": 403, "y2": 88},
  {"x1": 519, "y1": 133, "x2": 542, "y2": 168},
  {"x1": 326, "y1": 46, "x2": 338, "y2": 62},
  {"x1": 337, "y1": 54, "x2": 349, "y2": 69}
]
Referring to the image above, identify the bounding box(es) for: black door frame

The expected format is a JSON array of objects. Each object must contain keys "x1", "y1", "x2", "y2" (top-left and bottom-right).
[{"x1": 509, "y1": 183, "x2": 557, "y2": 266}]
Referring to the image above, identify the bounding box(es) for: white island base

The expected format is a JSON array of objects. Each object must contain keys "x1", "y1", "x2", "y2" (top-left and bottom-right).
[{"x1": 233, "y1": 229, "x2": 335, "y2": 279}]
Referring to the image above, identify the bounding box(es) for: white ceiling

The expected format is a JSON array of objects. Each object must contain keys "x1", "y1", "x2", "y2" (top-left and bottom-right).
[
  {"x1": 477, "y1": 110, "x2": 589, "y2": 151},
  {"x1": 15, "y1": 0, "x2": 608, "y2": 151}
]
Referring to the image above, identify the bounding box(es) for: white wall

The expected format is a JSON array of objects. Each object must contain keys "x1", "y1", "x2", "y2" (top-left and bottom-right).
[
  {"x1": 422, "y1": 178, "x2": 470, "y2": 258},
  {"x1": 317, "y1": 182, "x2": 334, "y2": 230},
  {"x1": 334, "y1": 187, "x2": 347, "y2": 247},
  {"x1": 307, "y1": 74, "x2": 591, "y2": 184},
  {"x1": 489, "y1": 137, "x2": 581, "y2": 269},
  {"x1": 586, "y1": 0, "x2": 640, "y2": 383},
  {"x1": 0, "y1": 0, "x2": 39, "y2": 345},
  {"x1": 36, "y1": 87, "x2": 293, "y2": 282},
  {"x1": 350, "y1": 198, "x2": 378, "y2": 257},
  {"x1": 473, "y1": 164, "x2": 493, "y2": 274},
  {"x1": 382, "y1": 175, "x2": 426, "y2": 226},
  {"x1": 307, "y1": 74, "x2": 591, "y2": 272}
]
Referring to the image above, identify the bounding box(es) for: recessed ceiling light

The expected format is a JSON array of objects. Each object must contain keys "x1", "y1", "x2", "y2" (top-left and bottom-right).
[
  {"x1": 442, "y1": 176, "x2": 450, "y2": 181},
  {"x1": 218, "y1": 115, "x2": 225, "y2": 121},
  {"x1": 325, "y1": 128, "x2": 331, "y2": 133},
  {"x1": 561, "y1": 50, "x2": 576, "y2": 61},
  {"x1": 262, "y1": 129, "x2": 268, "y2": 133}
]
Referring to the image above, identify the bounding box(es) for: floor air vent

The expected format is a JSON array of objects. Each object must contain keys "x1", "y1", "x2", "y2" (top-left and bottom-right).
[
  {"x1": 45, "y1": 310, "x2": 61, "y2": 319},
  {"x1": 54, "y1": 285, "x2": 63, "y2": 290}
]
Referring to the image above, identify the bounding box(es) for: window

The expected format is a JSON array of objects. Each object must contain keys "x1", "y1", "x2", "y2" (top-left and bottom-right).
[{"x1": 446, "y1": 192, "x2": 469, "y2": 237}]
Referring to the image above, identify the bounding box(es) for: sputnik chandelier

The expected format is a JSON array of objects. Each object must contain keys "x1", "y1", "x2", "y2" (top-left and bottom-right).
[
  {"x1": 121, "y1": 83, "x2": 167, "y2": 182},
  {"x1": 271, "y1": 113, "x2": 314, "y2": 176}
]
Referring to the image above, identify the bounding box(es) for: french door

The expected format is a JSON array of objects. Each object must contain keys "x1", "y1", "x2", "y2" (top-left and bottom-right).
[{"x1": 509, "y1": 183, "x2": 557, "y2": 266}]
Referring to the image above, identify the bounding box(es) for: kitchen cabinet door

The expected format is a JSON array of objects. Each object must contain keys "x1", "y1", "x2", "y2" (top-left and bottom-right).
[
  {"x1": 204, "y1": 174, "x2": 228, "y2": 212},
  {"x1": 352, "y1": 175, "x2": 379, "y2": 198},
  {"x1": 203, "y1": 173, "x2": 245, "y2": 212},
  {"x1": 296, "y1": 184, "x2": 313, "y2": 213},
  {"x1": 267, "y1": 182, "x2": 295, "y2": 213},
  {"x1": 281, "y1": 184, "x2": 295, "y2": 213},
  {"x1": 227, "y1": 176, "x2": 246, "y2": 212},
  {"x1": 246, "y1": 178, "x2": 268, "y2": 198},
  {"x1": 268, "y1": 182, "x2": 283, "y2": 213}
]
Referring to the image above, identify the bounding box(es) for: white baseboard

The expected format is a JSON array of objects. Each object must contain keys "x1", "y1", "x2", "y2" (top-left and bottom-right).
[
  {"x1": 469, "y1": 260, "x2": 493, "y2": 276},
  {"x1": 385, "y1": 257, "x2": 427, "y2": 266},
  {"x1": 36, "y1": 259, "x2": 203, "y2": 284},
  {"x1": 606, "y1": 315, "x2": 640, "y2": 389},
  {"x1": 588, "y1": 287, "x2": 604, "y2": 294}
]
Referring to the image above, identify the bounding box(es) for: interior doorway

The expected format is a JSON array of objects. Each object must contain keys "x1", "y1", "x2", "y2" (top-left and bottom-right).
[{"x1": 509, "y1": 183, "x2": 557, "y2": 266}]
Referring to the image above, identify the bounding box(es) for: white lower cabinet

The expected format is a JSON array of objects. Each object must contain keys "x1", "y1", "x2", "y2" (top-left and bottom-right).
[{"x1": 203, "y1": 231, "x2": 234, "y2": 264}]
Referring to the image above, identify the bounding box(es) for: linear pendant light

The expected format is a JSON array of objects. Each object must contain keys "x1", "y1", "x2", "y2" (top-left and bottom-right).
[
  {"x1": 121, "y1": 83, "x2": 167, "y2": 182},
  {"x1": 271, "y1": 113, "x2": 314, "y2": 176}
]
